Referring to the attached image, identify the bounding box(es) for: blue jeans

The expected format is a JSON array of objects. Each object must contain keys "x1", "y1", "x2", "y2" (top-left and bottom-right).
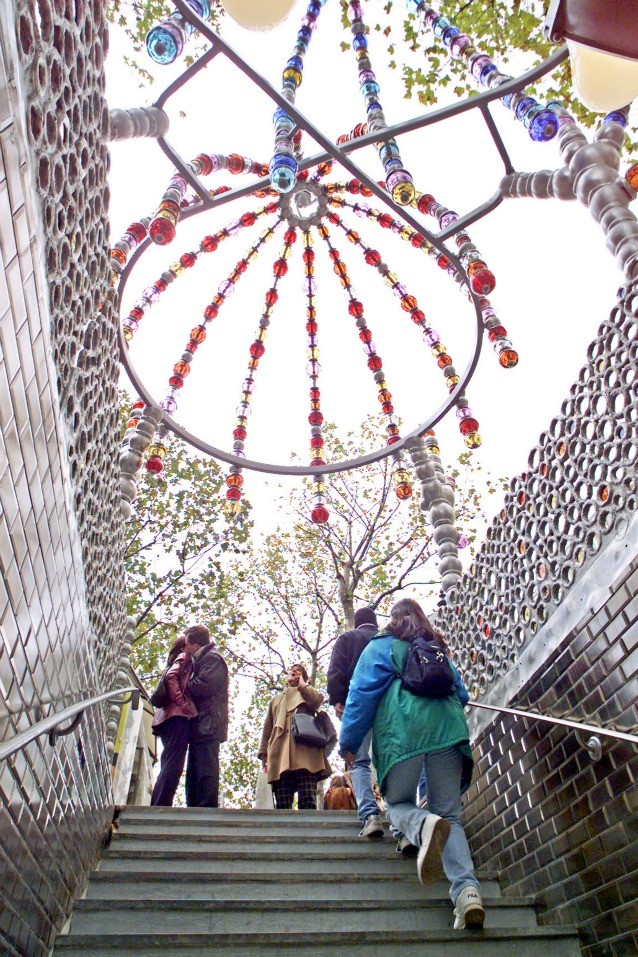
[
  {"x1": 384, "y1": 747, "x2": 479, "y2": 903},
  {"x1": 350, "y1": 729, "x2": 379, "y2": 823}
]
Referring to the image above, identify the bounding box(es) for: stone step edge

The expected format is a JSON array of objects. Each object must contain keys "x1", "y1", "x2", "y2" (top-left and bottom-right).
[
  {"x1": 89, "y1": 870, "x2": 503, "y2": 884},
  {"x1": 55, "y1": 927, "x2": 581, "y2": 947},
  {"x1": 73, "y1": 896, "x2": 534, "y2": 912},
  {"x1": 103, "y1": 847, "x2": 488, "y2": 863}
]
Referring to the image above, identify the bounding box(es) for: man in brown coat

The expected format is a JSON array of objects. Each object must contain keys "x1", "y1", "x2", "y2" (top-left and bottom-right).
[{"x1": 258, "y1": 663, "x2": 331, "y2": 809}]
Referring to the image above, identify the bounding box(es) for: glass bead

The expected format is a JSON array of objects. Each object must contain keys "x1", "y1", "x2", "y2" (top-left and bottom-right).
[
  {"x1": 226, "y1": 487, "x2": 242, "y2": 502},
  {"x1": 396, "y1": 482, "x2": 412, "y2": 500},
  {"x1": 160, "y1": 397, "x2": 177, "y2": 414},
  {"x1": 604, "y1": 110, "x2": 628, "y2": 127},
  {"x1": 148, "y1": 443, "x2": 167, "y2": 459},
  {"x1": 348, "y1": 300, "x2": 364, "y2": 317},
  {"x1": 273, "y1": 258, "x2": 288, "y2": 278},
  {"x1": 168, "y1": 374, "x2": 184, "y2": 389},
  {"x1": 173, "y1": 361, "x2": 190, "y2": 377},
  {"x1": 411, "y1": 308, "x2": 425, "y2": 324},
  {"x1": 204, "y1": 303, "x2": 219, "y2": 321},
  {"x1": 417, "y1": 194, "x2": 434, "y2": 214},
  {"x1": 367, "y1": 354, "x2": 383, "y2": 371},
  {"x1": 390, "y1": 177, "x2": 416, "y2": 207},
  {"x1": 311, "y1": 504, "x2": 329, "y2": 524},
  {"x1": 447, "y1": 375, "x2": 460, "y2": 388},
  {"x1": 122, "y1": 327, "x2": 133, "y2": 343},
  {"x1": 146, "y1": 21, "x2": 184, "y2": 64},
  {"x1": 149, "y1": 216, "x2": 176, "y2": 246},
  {"x1": 498, "y1": 349, "x2": 519, "y2": 368},
  {"x1": 352, "y1": 33, "x2": 368, "y2": 50},
  {"x1": 146, "y1": 455, "x2": 164, "y2": 473},
  {"x1": 527, "y1": 109, "x2": 559, "y2": 142},
  {"x1": 459, "y1": 417, "x2": 479, "y2": 435},
  {"x1": 626, "y1": 165, "x2": 638, "y2": 190},
  {"x1": 464, "y1": 431, "x2": 482, "y2": 449},
  {"x1": 309, "y1": 410, "x2": 323, "y2": 425},
  {"x1": 433, "y1": 16, "x2": 451, "y2": 38},
  {"x1": 395, "y1": 469, "x2": 410, "y2": 484},
  {"x1": 437, "y1": 354, "x2": 452, "y2": 369},
  {"x1": 471, "y1": 269, "x2": 496, "y2": 295},
  {"x1": 487, "y1": 325, "x2": 507, "y2": 342},
  {"x1": 226, "y1": 473, "x2": 244, "y2": 488},
  {"x1": 441, "y1": 25, "x2": 460, "y2": 45},
  {"x1": 450, "y1": 34, "x2": 471, "y2": 57},
  {"x1": 457, "y1": 534, "x2": 469, "y2": 549}
]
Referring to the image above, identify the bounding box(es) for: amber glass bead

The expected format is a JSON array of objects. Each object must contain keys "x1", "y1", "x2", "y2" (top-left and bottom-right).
[
  {"x1": 499, "y1": 349, "x2": 518, "y2": 368},
  {"x1": 346, "y1": 230, "x2": 360, "y2": 244},
  {"x1": 437, "y1": 354, "x2": 452, "y2": 369},
  {"x1": 467, "y1": 260, "x2": 486, "y2": 275},
  {"x1": 447, "y1": 375, "x2": 460, "y2": 388},
  {"x1": 173, "y1": 361, "x2": 190, "y2": 377},
  {"x1": 464, "y1": 431, "x2": 482, "y2": 449},
  {"x1": 122, "y1": 327, "x2": 133, "y2": 343},
  {"x1": 401, "y1": 295, "x2": 417, "y2": 312},
  {"x1": 149, "y1": 443, "x2": 167, "y2": 459},
  {"x1": 378, "y1": 389, "x2": 392, "y2": 404},
  {"x1": 626, "y1": 164, "x2": 638, "y2": 189},
  {"x1": 226, "y1": 473, "x2": 244, "y2": 488},
  {"x1": 391, "y1": 181, "x2": 416, "y2": 206},
  {"x1": 111, "y1": 248, "x2": 127, "y2": 265},
  {"x1": 146, "y1": 456, "x2": 164, "y2": 474},
  {"x1": 396, "y1": 482, "x2": 412, "y2": 500},
  {"x1": 317, "y1": 161, "x2": 333, "y2": 176},
  {"x1": 306, "y1": 305, "x2": 317, "y2": 320},
  {"x1": 333, "y1": 261, "x2": 348, "y2": 279}
]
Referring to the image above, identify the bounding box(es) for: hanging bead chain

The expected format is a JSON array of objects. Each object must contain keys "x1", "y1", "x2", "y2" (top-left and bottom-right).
[
  {"x1": 317, "y1": 219, "x2": 412, "y2": 499},
  {"x1": 332, "y1": 194, "x2": 517, "y2": 371},
  {"x1": 122, "y1": 202, "x2": 279, "y2": 344},
  {"x1": 303, "y1": 231, "x2": 331, "y2": 524},
  {"x1": 269, "y1": 0, "x2": 327, "y2": 194},
  {"x1": 111, "y1": 218, "x2": 151, "y2": 284},
  {"x1": 405, "y1": 1, "x2": 559, "y2": 143},
  {"x1": 345, "y1": 1, "x2": 416, "y2": 207},
  {"x1": 144, "y1": 218, "x2": 284, "y2": 476},
  {"x1": 328, "y1": 206, "x2": 481, "y2": 451},
  {"x1": 146, "y1": 0, "x2": 211, "y2": 66},
  {"x1": 224, "y1": 226, "x2": 297, "y2": 514},
  {"x1": 149, "y1": 153, "x2": 271, "y2": 247}
]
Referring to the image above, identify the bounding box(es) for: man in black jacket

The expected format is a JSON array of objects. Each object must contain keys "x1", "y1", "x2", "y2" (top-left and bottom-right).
[
  {"x1": 184, "y1": 624, "x2": 229, "y2": 807},
  {"x1": 327, "y1": 607, "x2": 382, "y2": 838}
]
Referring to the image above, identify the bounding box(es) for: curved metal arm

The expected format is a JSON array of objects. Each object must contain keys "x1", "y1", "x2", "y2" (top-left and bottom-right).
[
  {"x1": 468, "y1": 700, "x2": 638, "y2": 749},
  {"x1": 0, "y1": 687, "x2": 140, "y2": 763}
]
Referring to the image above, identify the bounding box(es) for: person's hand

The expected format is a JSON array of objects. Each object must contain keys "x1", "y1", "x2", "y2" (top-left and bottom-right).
[
  {"x1": 297, "y1": 673, "x2": 307, "y2": 689},
  {"x1": 342, "y1": 751, "x2": 356, "y2": 769},
  {"x1": 335, "y1": 703, "x2": 344, "y2": 719}
]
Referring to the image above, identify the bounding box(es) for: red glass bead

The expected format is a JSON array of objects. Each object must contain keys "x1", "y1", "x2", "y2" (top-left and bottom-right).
[
  {"x1": 149, "y1": 217, "x2": 175, "y2": 245},
  {"x1": 146, "y1": 456, "x2": 164, "y2": 474},
  {"x1": 359, "y1": 328, "x2": 372, "y2": 343},
  {"x1": 386, "y1": 435, "x2": 400, "y2": 445},
  {"x1": 488, "y1": 325, "x2": 507, "y2": 341},
  {"x1": 265, "y1": 288, "x2": 278, "y2": 306},
  {"x1": 411, "y1": 309, "x2": 425, "y2": 324},
  {"x1": 201, "y1": 235, "x2": 218, "y2": 253},
  {"x1": 226, "y1": 153, "x2": 243, "y2": 173},
  {"x1": 240, "y1": 212, "x2": 257, "y2": 228},
  {"x1": 250, "y1": 340, "x2": 265, "y2": 358},
  {"x1": 284, "y1": 229, "x2": 297, "y2": 244},
  {"x1": 347, "y1": 179, "x2": 361, "y2": 193},
  {"x1": 437, "y1": 354, "x2": 452, "y2": 369},
  {"x1": 311, "y1": 504, "x2": 329, "y2": 524},
  {"x1": 180, "y1": 252, "x2": 197, "y2": 268},
  {"x1": 328, "y1": 248, "x2": 340, "y2": 262},
  {"x1": 459, "y1": 417, "x2": 479, "y2": 435},
  {"x1": 273, "y1": 258, "x2": 288, "y2": 278},
  {"x1": 130, "y1": 308, "x2": 144, "y2": 321},
  {"x1": 173, "y1": 361, "x2": 191, "y2": 377},
  {"x1": 382, "y1": 401, "x2": 394, "y2": 414},
  {"x1": 417, "y1": 194, "x2": 434, "y2": 214},
  {"x1": 310, "y1": 435, "x2": 324, "y2": 449},
  {"x1": 306, "y1": 321, "x2": 318, "y2": 335},
  {"x1": 401, "y1": 295, "x2": 417, "y2": 312},
  {"x1": 499, "y1": 349, "x2": 519, "y2": 368},
  {"x1": 411, "y1": 233, "x2": 426, "y2": 248},
  {"x1": 168, "y1": 374, "x2": 184, "y2": 389},
  {"x1": 310, "y1": 457, "x2": 325, "y2": 467},
  {"x1": 396, "y1": 482, "x2": 412, "y2": 500},
  {"x1": 303, "y1": 248, "x2": 315, "y2": 264},
  {"x1": 328, "y1": 211, "x2": 340, "y2": 224},
  {"x1": 226, "y1": 488, "x2": 242, "y2": 501},
  {"x1": 437, "y1": 254, "x2": 450, "y2": 269},
  {"x1": 348, "y1": 300, "x2": 364, "y2": 317},
  {"x1": 367, "y1": 355, "x2": 383, "y2": 371},
  {"x1": 185, "y1": 341, "x2": 198, "y2": 354},
  {"x1": 132, "y1": 400, "x2": 145, "y2": 411},
  {"x1": 378, "y1": 214, "x2": 393, "y2": 229},
  {"x1": 233, "y1": 426, "x2": 247, "y2": 440},
  {"x1": 309, "y1": 410, "x2": 323, "y2": 425},
  {"x1": 128, "y1": 222, "x2": 147, "y2": 243},
  {"x1": 310, "y1": 387, "x2": 320, "y2": 400},
  {"x1": 298, "y1": 169, "x2": 309, "y2": 181},
  {"x1": 378, "y1": 389, "x2": 392, "y2": 404},
  {"x1": 204, "y1": 303, "x2": 219, "y2": 321},
  {"x1": 364, "y1": 249, "x2": 381, "y2": 266},
  {"x1": 471, "y1": 269, "x2": 496, "y2": 295},
  {"x1": 266, "y1": 202, "x2": 279, "y2": 214},
  {"x1": 194, "y1": 154, "x2": 213, "y2": 175}
]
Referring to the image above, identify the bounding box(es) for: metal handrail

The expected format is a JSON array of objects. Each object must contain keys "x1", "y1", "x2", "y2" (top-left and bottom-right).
[
  {"x1": 468, "y1": 700, "x2": 638, "y2": 760},
  {"x1": 0, "y1": 687, "x2": 140, "y2": 763}
]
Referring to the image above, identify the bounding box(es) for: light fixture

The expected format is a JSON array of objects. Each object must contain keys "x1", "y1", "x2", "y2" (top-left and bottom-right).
[
  {"x1": 544, "y1": 0, "x2": 638, "y2": 112},
  {"x1": 221, "y1": 0, "x2": 299, "y2": 31}
]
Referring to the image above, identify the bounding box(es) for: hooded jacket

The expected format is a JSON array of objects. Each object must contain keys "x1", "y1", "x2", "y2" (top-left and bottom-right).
[
  {"x1": 151, "y1": 651, "x2": 197, "y2": 732},
  {"x1": 187, "y1": 643, "x2": 229, "y2": 742},
  {"x1": 326, "y1": 622, "x2": 377, "y2": 706},
  {"x1": 339, "y1": 632, "x2": 473, "y2": 794}
]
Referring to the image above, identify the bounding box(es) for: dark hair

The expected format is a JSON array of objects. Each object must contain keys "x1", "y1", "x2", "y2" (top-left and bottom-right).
[
  {"x1": 183, "y1": 624, "x2": 210, "y2": 648},
  {"x1": 289, "y1": 662, "x2": 309, "y2": 682},
  {"x1": 387, "y1": 598, "x2": 446, "y2": 649},
  {"x1": 166, "y1": 635, "x2": 186, "y2": 667},
  {"x1": 354, "y1": 606, "x2": 378, "y2": 628}
]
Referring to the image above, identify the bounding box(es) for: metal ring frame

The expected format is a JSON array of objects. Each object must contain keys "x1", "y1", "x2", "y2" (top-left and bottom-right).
[{"x1": 117, "y1": 8, "x2": 569, "y2": 476}]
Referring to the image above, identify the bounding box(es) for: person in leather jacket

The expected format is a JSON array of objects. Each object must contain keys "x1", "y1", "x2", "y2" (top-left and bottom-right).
[{"x1": 184, "y1": 624, "x2": 229, "y2": 807}]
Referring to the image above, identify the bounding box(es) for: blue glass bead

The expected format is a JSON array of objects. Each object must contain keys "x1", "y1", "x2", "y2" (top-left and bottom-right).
[
  {"x1": 352, "y1": 33, "x2": 368, "y2": 50},
  {"x1": 287, "y1": 55, "x2": 304, "y2": 72},
  {"x1": 515, "y1": 96, "x2": 536, "y2": 121},
  {"x1": 502, "y1": 93, "x2": 514, "y2": 110},
  {"x1": 479, "y1": 63, "x2": 498, "y2": 85},
  {"x1": 433, "y1": 17, "x2": 451, "y2": 38},
  {"x1": 308, "y1": 1, "x2": 322, "y2": 16},
  {"x1": 604, "y1": 111, "x2": 628, "y2": 127},
  {"x1": 146, "y1": 22, "x2": 184, "y2": 64},
  {"x1": 441, "y1": 26, "x2": 460, "y2": 45},
  {"x1": 366, "y1": 101, "x2": 383, "y2": 114},
  {"x1": 527, "y1": 108, "x2": 559, "y2": 141},
  {"x1": 361, "y1": 80, "x2": 380, "y2": 96},
  {"x1": 188, "y1": 0, "x2": 210, "y2": 19},
  {"x1": 298, "y1": 26, "x2": 312, "y2": 43},
  {"x1": 269, "y1": 154, "x2": 298, "y2": 193},
  {"x1": 546, "y1": 100, "x2": 564, "y2": 113}
]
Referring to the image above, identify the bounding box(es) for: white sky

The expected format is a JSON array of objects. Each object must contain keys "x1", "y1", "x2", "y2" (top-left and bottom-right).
[{"x1": 105, "y1": 1, "x2": 626, "y2": 538}]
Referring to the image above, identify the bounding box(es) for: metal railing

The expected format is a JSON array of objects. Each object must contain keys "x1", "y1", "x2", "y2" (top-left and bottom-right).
[
  {"x1": 468, "y1": 700, "x2": 638, "y2": 762},
  {"x1": 0, "y1": 687, "x2": 140, "y2": 762}
]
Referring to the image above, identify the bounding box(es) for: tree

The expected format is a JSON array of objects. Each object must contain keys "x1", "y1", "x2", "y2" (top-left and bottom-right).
[
  {"x1": 123, "y1": 406, "x2": 252, "y2": 680},
  {"x1": 221, "y1": 417, "x2": 506, "y2": 806}
]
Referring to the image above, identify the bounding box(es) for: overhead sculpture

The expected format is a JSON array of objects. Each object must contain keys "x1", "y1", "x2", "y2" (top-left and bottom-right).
[{"x1": 113, "y1": 0, "x2": 637, "y2": 593}]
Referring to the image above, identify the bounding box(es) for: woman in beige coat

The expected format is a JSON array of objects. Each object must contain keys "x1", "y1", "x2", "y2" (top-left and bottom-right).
[{"x1": 258, "y1": 663, "x2": 331, "y2": 809}]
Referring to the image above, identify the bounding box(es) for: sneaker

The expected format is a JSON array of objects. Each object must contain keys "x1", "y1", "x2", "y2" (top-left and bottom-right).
[
  {"x1": 453, "y1": 886, "x2": 485, "y2": 930},
  {"x1": 396, "y1": 835, "x2": 418, "y2": 858},
  {"x1": 416, "y1": 814, "x2": 450, "y2": 885},
  {"x1": 359, "y1": 814, "x2": 384, "y2": 839}
]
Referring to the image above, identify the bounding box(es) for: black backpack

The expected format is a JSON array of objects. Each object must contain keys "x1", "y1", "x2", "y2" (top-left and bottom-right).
[{"x1": 401, "y1": 635, "x2": 454, "y2": 698}]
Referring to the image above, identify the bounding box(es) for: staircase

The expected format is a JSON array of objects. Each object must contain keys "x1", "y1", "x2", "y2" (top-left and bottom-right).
[{"x1": 54, "y1": 807, "x2": 582, "y2": 956}]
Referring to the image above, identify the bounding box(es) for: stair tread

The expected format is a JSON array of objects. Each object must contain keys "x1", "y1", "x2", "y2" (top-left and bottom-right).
[{"x1": 73, "y1": 896, "x2": 534, "y2": 910}]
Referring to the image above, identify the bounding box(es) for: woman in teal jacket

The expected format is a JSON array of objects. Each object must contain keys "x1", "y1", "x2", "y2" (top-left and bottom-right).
[{"x1": 340, "y1": 598, "x2": 484, "y2": 931}]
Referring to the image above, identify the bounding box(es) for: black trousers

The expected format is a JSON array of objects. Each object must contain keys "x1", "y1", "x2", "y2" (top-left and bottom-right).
[
  {"x1": 151, "y1": 716, "x2": 190, "y2": 807},
  {"x1": 272, "y1": 769, "x2": 318, "y2": 810},
  {"x1": 185, "y1": 739, "x2": 221, "y2": 807}
]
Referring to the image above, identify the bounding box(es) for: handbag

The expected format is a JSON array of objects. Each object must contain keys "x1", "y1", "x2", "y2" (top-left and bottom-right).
[
  {"x1": 149, "y1": 670, "x2": 169, "y2": 708},
  {"x1": 291, "y1": 711, "x2": 329, "y2": 748}
]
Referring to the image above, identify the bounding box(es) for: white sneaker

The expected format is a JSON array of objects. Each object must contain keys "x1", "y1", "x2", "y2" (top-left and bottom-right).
[
  {"x1": 396, "y1": 835, "x2": 418, "y2": 858},
  {"x1": 359, "y1": 814, "x2": 384, "y2": 839},
  {"x1": 416, "y1": 814, "x2": 450, "y2": 885},
  {"x1": 453, "y1": 885, "x2": 485, "y2": 929}
]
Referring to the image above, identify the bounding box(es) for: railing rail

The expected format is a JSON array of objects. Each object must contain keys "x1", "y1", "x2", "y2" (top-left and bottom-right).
[
  {"x1": 468, "y1": 700, "x2": 638, "y2": 761},
  {"x1": 0, "y1": 687, "x2": 140, "y2": 763}
]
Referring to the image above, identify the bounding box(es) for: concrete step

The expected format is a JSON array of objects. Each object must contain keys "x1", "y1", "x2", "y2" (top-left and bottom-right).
[
  {"x1": 109, "y1": 831, "x2": 433, "y2": 856},
  {"x1": 54, "y1": 927, "x2": 583, "y2": 957},
  {"x1": 85, "y1": 870, "x2": 504, "y2": 902},
  {"x1": 68, "y1": 897, "x2": 539, "y2": 935},
  {"x1": 115, "y1": 821, "x2": 376, "y2": 840}
]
